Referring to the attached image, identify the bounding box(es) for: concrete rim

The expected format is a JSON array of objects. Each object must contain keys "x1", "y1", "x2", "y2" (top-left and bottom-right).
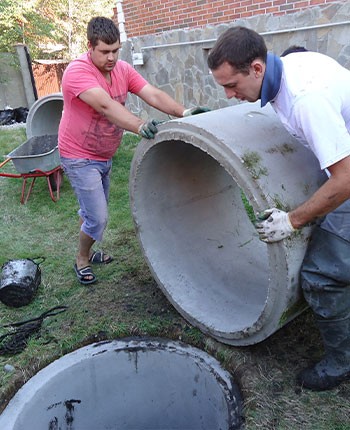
[{"x1": 26, "y1": 92, "x2": 63, "y2": 138}]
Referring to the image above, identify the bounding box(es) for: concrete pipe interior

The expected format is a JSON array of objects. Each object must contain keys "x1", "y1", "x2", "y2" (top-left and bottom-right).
[
  {"x1": 130, "y1": 104, "x2": 326, "y2": 346},
  {"x1": 0, "y1": 338, "x2": 243, "y2": 430},
  {"x1": 133, "y1": 141, "x2": 268, "y2": 336}
]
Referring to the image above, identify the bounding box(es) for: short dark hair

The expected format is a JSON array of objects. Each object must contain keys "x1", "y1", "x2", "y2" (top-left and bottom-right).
[
  {"x1": 280, "y1": 45, "x2": 308, "y2": 57},
  {"x1": 87, "y1": 16, "x2": 120, "y2": 47},
  {"x1": 208, "y1": 26, "x2": 267, "y2": 74}
]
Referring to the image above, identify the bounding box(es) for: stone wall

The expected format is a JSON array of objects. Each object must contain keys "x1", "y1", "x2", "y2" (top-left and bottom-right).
[
  {"x1": 119, "y1": 0, "x2": 344, "y2": 38},
  {"x1": 121, "y1": 2, "x2": 350, "y2": 120}
]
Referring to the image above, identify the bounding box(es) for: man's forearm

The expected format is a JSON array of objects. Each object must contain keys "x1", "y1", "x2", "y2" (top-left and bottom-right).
[
  {"x1": 289, "y1": 177, "x2": 350, "y2": 228},
  {"x1": 137, "y1": 85, "x2": 185, "y2": 117},
  {"x1": 103, "y1": 100, "x2": 144, "y2": 134},
  {"x1": 146, "y1": 92, "x2": 185, "y2": 117}
]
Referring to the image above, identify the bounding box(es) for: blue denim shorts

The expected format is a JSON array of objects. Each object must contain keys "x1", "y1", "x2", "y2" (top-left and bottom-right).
[{"x1": 60, "y1": 157, "x2": 112, "y2": 242}]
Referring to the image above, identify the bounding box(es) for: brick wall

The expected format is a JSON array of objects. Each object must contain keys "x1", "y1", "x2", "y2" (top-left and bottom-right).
[{"x1": 117, "y1": 0, "x2": 344, "y2": 38}]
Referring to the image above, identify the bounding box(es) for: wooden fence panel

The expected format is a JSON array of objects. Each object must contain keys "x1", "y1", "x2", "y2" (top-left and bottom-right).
[{"x1": 32, "y1": 62, "x2": 68, "y2": 97}]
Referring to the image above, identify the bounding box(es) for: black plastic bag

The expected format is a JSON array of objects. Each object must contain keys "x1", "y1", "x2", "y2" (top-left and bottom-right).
[{"x1": 0, "y1": 109, "x2": 16, "y2": 125}]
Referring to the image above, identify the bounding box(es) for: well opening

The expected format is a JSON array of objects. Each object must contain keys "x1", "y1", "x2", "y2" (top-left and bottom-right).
[{"x1": 0, "y1": 338, "x2": 244, "y2": 430}]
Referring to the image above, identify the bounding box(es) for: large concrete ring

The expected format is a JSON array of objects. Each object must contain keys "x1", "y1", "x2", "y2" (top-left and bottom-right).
[
  {"x1": 129, "y1": 102, "x2": 326, "y2": 346},
  {"x1": 0, "y1": 338, "x2": 243, "y2": 429},
  {"x1": 26, "y1": 92, "x2": 63, "y2": 138}
]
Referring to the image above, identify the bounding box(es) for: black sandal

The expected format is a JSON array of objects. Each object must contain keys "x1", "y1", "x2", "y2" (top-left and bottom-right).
[
  {"x1": 89, "y1": 250, "x2": 113, "y2": 265},
  {"x1": 74, "y1": 264, "x2": 97, "y2": 285}
]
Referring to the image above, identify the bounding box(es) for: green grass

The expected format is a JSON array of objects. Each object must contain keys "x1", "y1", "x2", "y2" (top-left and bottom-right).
[
  {"x1": 0, "y1": 128, "x2": 27, "y2": 153},
  {"x1": 0, "y1": 127, "x2": 350, "y2": 429},
  {"x1": 0, "y1": 129, "x2": 196, "y2": 406}
]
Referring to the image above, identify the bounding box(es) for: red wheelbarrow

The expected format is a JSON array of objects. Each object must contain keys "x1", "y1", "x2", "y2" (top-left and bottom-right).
[{"x1": 0, "y1": 134, "x2": 63, "y2": 204}]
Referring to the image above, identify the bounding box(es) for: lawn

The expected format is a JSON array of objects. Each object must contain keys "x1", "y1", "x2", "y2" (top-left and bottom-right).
[{"x1": 0, "y1": 126, "x2": 349, "y2": 429}]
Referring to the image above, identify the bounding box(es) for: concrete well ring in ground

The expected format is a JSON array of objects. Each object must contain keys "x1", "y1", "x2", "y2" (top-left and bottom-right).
[{"x1": 0, "y1": 338, "x2": 244, "y2": 429}]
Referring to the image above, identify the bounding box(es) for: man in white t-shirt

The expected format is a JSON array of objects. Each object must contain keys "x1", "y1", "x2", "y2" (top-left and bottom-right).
[
  {"x1": 59, "y1": 16, "x2": 209, "y2": 286},
  {"x1": 208, "y1": 26, "x2": 350, "y2": 391}
]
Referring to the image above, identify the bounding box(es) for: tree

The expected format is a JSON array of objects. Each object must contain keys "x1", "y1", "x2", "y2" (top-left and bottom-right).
[
  {"x1": 0, "y1": 0, "x2": 116, "y2": 60},
  {"x1": 0, "y1": 0, "x2": 56, "y2": 58}
]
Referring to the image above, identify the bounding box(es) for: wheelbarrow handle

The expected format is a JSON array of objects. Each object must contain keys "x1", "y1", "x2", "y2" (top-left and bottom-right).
[{"x1": 0, "y1": 158, "x2": 11, "y2": 169}]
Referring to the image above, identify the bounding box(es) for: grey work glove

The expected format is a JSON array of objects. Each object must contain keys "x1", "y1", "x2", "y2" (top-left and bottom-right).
[
  {"x1": 183, "y1": 106, "x2": 211, "y2": 117},
  {"x1": 138, "y1": 119, "x2": 164, "y2": 139},
  {"x1": 255, "y1": 208, "x2": 295, "y2": 243}
]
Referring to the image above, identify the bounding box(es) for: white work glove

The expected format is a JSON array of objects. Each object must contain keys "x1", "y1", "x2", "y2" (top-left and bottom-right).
[
  {"x1": 255, "y1": 208, "x2": 295, "y2": 243},
  {"x1": 138, "y1": 119, "x2": 164, "y2": 139},
  {"x1": 183, "y1": 106, "x2": 211, "y2": 117}
]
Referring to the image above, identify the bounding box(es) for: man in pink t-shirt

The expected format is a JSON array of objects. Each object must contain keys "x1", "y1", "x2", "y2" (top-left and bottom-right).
[{"x1": 59, "y1": 16, "x2": 209, "y2": 285}]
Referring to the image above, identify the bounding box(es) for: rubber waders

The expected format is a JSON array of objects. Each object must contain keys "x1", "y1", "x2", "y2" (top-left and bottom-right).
[{"x1": 299, "y1": 226, "x2": 350, "y2": 390}]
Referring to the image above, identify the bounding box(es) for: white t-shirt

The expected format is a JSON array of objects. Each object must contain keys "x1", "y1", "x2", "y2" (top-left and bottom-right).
[{"x1": 271, "y1": 52, "x2": 350, "y2": 170}]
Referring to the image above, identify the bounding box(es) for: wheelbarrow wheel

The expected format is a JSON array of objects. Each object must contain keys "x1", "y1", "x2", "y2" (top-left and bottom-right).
[{"x1": 48, "y1": 170, "x2": 63, "y2": 192}]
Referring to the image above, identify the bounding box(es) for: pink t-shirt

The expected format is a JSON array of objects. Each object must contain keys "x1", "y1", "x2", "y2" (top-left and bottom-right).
[{"x1": 58, "y1": 53, "x2": 147, "y2": 160}]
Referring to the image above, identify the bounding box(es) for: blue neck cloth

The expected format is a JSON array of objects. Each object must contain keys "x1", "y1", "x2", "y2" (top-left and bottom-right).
[{"x1": 260, "y1": 52, "x2": 283, "y2": 107}]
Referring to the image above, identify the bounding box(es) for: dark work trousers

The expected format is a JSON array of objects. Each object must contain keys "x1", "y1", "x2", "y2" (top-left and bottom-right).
[{"x1": 300, "y1": 199, "x2": 350, "y2": 321}]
